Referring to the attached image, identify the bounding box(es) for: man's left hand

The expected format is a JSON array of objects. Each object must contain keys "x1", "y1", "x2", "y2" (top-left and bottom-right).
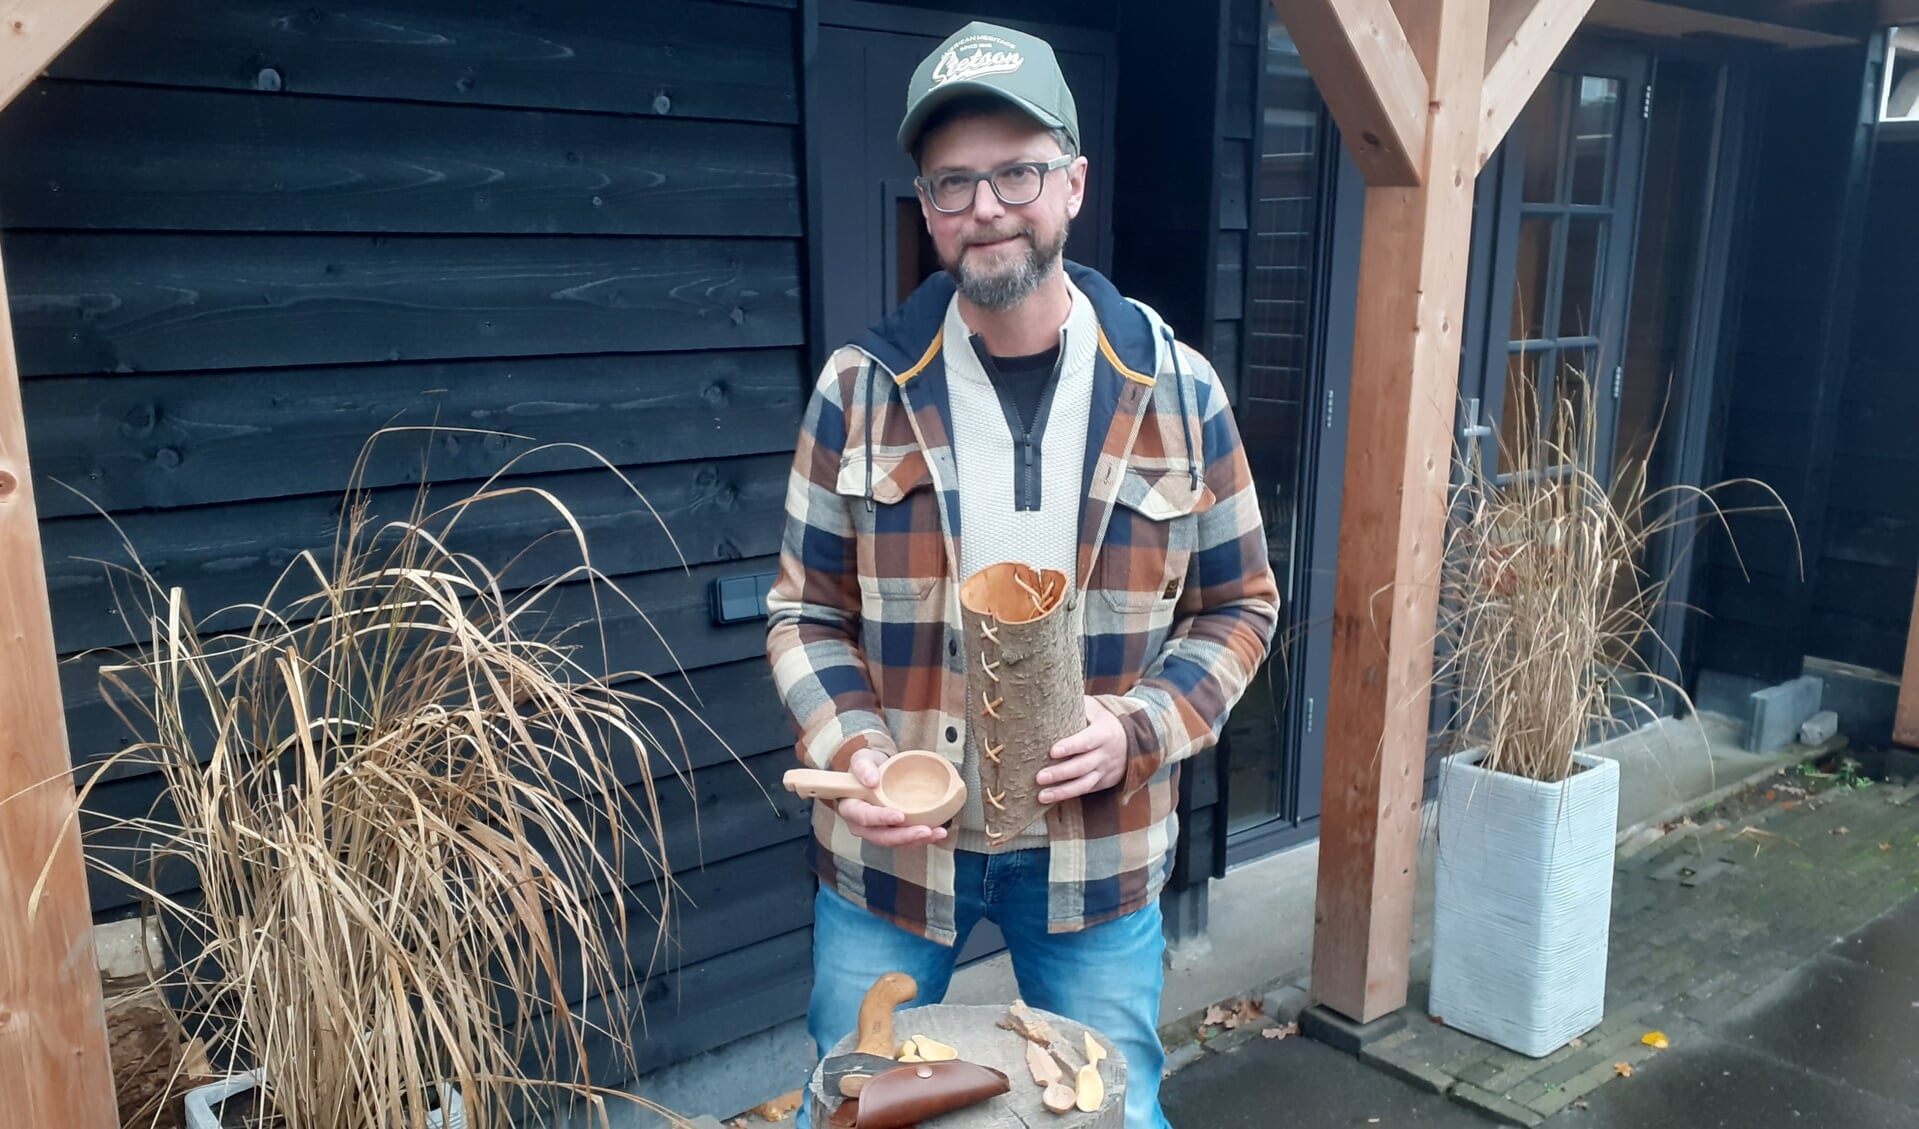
[{"x1": 1038, "y1": 697, "x2": 1128, "y2": 804}]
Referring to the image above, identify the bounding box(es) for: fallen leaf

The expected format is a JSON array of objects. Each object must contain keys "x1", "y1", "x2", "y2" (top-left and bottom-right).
[
  {"x1": 753, "y1": 1090, "x2": 804, "y2": 1121},
  {"x1": 1640, "y1": 1031, "x2": 1669, "y2": 1049},
  {"x1": 1262, "y1": 1022, "x2": 1300, "y2": 1040},
  {"x1": 1614, "y1": 1062, "x2": 1634, "y2": 1078},
  {"x1": 1567, "y1": 1037, "x2": 1586, "y2": 1049},
  {"x1": 1833, "y1": 826, "x2": 1851, "y2": 836},
  {"x1": 1881, "y1": 843, "x2": 1892, "y2": 852},
  {"x1": 1765, "y1": 789, "x2": 1777, "y2": 801},
  {"x1": 1430, "y1": 1014, "x2": 1446, "y2": 1024},
  {"x1": 1782, "y1": 801, "x2": 1800, "y2": 810},
  {"x1": 1572, "y1": 1099, "x2": 1591, "y2": 1110},
  {"x1": 1204, "y1": 1005, "x2": 1231, "y2": 1027}
]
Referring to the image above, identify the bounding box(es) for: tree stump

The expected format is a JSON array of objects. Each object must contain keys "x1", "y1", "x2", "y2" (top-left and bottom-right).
[
  {"x1": 809, "y1": 1003, "x2": 1124, "y2": 1128},
  {"x1": 959, "y1": 563, "x2": 1083, "y2": 845}
]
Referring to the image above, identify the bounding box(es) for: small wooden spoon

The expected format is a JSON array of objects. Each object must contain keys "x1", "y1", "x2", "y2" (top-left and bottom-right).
[{"x1": 1075, "y1": 1033, "x2": 1106, "y2": 1113}]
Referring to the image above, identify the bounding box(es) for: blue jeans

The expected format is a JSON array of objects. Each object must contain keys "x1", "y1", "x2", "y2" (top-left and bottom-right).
[{"x1": 799, "y1": 849, "x2": 1171, "y2": 1129}]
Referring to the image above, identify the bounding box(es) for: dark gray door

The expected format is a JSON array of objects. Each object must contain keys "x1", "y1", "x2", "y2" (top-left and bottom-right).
[
  {"x1": 811, "y1": 4, "x2": 1117, "y2": 964},
  {"x1": 814, "y1": 11, "x2": 1115, "y2": 353}
]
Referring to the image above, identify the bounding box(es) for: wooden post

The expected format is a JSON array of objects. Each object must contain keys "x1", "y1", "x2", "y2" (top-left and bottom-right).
[
  {"x1": 1272, "y1": 0, "x2": 1594, "y2": 1024},
  {"x1": 0, "y1": 238, "x2": 120, "y2": 1129},
  {"x1": 1897, "y1": 569, "x2": 1919, "y2": 748},
  {"x1": 2, "y1": 3, "x2": 125, "y2": 1126}
]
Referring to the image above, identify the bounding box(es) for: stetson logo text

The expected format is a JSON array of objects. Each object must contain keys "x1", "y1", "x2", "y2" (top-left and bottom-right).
[{"x1": 931, "y1": 35, "x2": 1024, "y2": 87}]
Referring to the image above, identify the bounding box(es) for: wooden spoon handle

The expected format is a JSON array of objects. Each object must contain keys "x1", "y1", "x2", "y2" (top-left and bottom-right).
[{"x1": 783, "y1": 769, "x2": 878, "y2": 804}]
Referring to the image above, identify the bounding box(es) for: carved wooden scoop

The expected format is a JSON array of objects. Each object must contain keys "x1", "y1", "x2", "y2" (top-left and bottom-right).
[{"x1": 783, "y1": 750, "x2": 966, "y2": 827}]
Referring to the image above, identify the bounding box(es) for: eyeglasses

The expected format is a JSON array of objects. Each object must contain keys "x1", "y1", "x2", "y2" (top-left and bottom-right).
[{"x1": 915, "y1": 154, "x2": 1076, "y2": 214}]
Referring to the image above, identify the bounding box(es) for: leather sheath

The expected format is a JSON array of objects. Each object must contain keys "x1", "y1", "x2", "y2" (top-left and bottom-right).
[{"x1": 833, "y1": 1060, "x2": 1011, "y2": 1129}]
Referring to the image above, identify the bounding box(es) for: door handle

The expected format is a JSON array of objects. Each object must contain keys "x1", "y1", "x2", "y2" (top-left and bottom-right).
[{"x1": 1459, "y1": 397, "x2": 1493, "y2": 440}]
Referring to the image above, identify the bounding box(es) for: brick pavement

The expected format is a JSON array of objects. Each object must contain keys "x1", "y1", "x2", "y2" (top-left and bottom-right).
[{"x1": 1350, "y1": 766, "x2": 1919, "y2": 1127}]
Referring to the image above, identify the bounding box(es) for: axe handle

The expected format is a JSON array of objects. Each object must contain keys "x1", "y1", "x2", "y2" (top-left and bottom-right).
[{"x1": 854, "y1": 972, "x2": 919, "y2": 1057}]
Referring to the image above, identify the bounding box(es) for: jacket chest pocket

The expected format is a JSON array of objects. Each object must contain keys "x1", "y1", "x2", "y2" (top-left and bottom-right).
[
  {"x1": 837, "y1": 449, "x2": 942, "y2": 599},
  {"x1": 1094, "y1": 466, "x2": 1215, "y2": 613}
]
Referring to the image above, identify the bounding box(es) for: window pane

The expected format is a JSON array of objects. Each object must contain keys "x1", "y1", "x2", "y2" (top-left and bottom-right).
[
  {"x1": 1510, "y1": 215, "x2": 1557, "y2": 341},
  {"x1": 1498, "y1": 350, "x2": 1544, "y2": 476},
  {"x1": 1521, "y1": 74, "x2": 1569, "y2": 203},
  {"x1": 1230, "y1": 16, "x2": 1329, "y2": 836},
  {"x1": 1550, "y1": 349, "x2": 1600, "y2": 457},
  {"x1": 1569, "y1": 76, "x2": 1621, "y2": 205},
  {"x1": 1558, "y1": 218, "x2": 1607, "y2": 338}
]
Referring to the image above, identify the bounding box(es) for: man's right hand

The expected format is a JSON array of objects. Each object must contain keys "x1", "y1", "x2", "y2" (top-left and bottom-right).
[{"x1": 836, "y1": 747, "x2": 949, "y2": 848}]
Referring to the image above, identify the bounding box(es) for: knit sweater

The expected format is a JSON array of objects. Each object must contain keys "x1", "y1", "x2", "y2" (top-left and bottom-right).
[{"x1": 943, "y1": 282, "x2": 1097, "y2": 853}]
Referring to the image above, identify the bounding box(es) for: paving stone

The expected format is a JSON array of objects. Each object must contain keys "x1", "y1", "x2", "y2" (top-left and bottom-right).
[
  {"x1": 1450, "y1": 1082, "x2": 1545, "y2": 1127},
  {"x1": 1529, "y1": 1047, "x2": 1606, "y2": 1087},
  {"x1": 1357, "y1": 1042, "x2": 1457, "y2": 1095},
  {"x1": 1452, "y1": 1058, "x2": 1504, "y2": 1088},
  {"x1": 1162, "y1": 1039, "x2": 1206, "y2": 1077}
]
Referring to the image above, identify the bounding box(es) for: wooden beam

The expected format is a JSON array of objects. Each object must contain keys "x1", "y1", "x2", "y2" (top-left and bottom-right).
[
  {"x1": 1479, "y1": 0, "x2": 1598, "y2": 168},
  {"x1": 1587, "y1": 0, "x2": 1865, "y2": 47},
  {"x1": 0, "y1": 240, "x2": 119, "y2": 1121},
  {"x1": 1898, "y1": 569, "x2": 1919, "y2": 747},
  {"x1": 1272, "y1": 0, "x2": 1431, "y2": 186},
  {"x1": 3, "y1": 10, "x2": 122, "y2": 1123},
  {"x1": 1307, "y1": 0, "x2": 1488, "y2": 1023},
  {"x1": 1, "y1": 0, "x2": 121, "y2": 112}
]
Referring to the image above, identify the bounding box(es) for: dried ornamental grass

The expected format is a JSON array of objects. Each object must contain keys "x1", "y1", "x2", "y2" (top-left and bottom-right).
[
  {"x1": 52, "y1": 432, "x2": 722, "y2": 1129},
  {"x1": 1435, "y1": 374, "x2": 1790, "y2": 784}
]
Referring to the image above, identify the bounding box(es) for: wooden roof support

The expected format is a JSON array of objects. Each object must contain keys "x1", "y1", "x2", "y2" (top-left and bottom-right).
[
  {"x1": 1481, "y1": 0, "x2": 1600, "y2": 168},
  {"x1": 1274, "y1": 0, "x2": 1580, "y2": 1024},
  {"x1": 1, "y1": 4, "x2": 122, "y2": 1128},
  {"x1": 2, "y1": 0, "x2": 119, "y2": 110},
  {"x1": 1273, "y1": 0, "x2": 1431, "y2": 186}
]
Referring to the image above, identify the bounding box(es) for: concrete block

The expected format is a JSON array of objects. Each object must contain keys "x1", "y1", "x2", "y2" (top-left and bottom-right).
[
  {"x1": 1260, "y1": 984, "x2": 1311, "y2": 1026},
  {"x1": 1299, "y1": 1004, "x2": 1408, "y2": 1056},
  {"x1": 1800, "y1": 710, "x2": 1839, "y2": 746},
  {"x1": 94, "y1": 917, "x2": 161, "y2": 979},
  {"x1": 1749, "y1": 676, "x2": 1824, "y2": 753}
]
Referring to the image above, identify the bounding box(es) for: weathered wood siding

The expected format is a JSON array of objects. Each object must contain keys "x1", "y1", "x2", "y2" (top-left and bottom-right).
[{"x1": 3, "y1": 0, "x2": 811, "y2": 1079}]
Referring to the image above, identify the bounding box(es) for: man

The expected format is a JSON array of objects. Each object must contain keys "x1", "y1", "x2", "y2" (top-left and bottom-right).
[{"x1": 766, "y1": 21, "x2": 1279, "y2": 1129}]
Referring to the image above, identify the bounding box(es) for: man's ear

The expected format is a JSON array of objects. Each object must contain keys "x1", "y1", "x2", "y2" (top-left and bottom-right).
[{"x1": 1065, "y1": 156, "x2": 1089, "y2": 220}]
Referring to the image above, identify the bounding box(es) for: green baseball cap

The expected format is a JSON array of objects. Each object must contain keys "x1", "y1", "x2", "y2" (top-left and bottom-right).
[{"x1": 897, "y1": 21, "x2": 1080, "y2": 157}]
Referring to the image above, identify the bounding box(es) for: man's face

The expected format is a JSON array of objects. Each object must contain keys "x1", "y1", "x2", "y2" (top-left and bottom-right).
[{"x1": 916, "y1": 109, "x2": 1087, "y2": 312}]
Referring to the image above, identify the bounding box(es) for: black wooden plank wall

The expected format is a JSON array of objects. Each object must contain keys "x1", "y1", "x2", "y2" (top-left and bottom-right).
[
  {"x1": 1692, "y1": 44, "x2": 1878, "y2": 683},
  {"x1": 2, "y1": 0, "x2": 811, "y2": 1081},
  {"x1": 1803, "y1": 137, "x2": 1919, "y2": 673}
]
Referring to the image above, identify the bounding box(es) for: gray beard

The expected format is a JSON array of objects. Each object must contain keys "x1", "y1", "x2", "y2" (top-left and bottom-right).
[{"x1": 948, "y1": 225, "x2": 1069, "y2": 312}]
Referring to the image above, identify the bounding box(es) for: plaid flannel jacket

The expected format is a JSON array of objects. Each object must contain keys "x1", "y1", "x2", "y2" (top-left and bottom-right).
[{"x1": 766, "y1": 263, "x2": 1279, "y2": 944}]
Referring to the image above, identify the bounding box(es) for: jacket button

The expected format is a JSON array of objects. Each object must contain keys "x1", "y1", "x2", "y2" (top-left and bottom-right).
[
  {"x1": 945, "y1": 726, "x2": 959, "y2": 744},
  {"x1": 948, "y1": 638, "x2": 958, "y2": 657}
]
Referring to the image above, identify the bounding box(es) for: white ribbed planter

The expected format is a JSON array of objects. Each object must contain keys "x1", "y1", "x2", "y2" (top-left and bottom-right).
[
  {"x1": 1428, "y1": 749, "x2": 1620, "y2": 1057},
  {"x1": 183, "y1": 1070, "x2": 466, "y2": 1129}
]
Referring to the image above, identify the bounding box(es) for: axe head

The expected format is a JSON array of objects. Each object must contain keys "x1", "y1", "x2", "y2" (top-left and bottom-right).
[{"x1": 821, "y1": 1050, "x2": 899, "y2": 1097}]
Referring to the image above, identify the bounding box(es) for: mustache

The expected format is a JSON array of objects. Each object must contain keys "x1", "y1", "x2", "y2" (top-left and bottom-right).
[{"x1": 962, "y1": 228, "x2": 1032, "y2": 249}]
